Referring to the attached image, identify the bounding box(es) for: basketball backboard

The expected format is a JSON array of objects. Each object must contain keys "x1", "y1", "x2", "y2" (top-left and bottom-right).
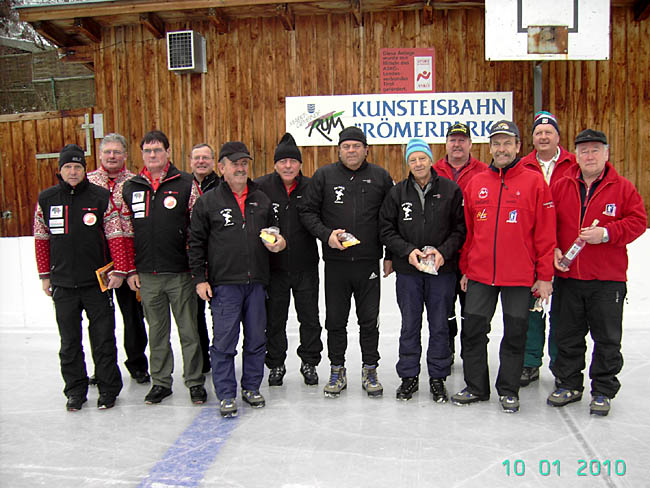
[{"x1": 485, "y1": 0, "x2": 610, "y2": 61}]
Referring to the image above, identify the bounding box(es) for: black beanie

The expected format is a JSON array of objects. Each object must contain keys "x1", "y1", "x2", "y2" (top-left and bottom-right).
[
  {"x1": 58, "y1": 144, "x2": 86, "y2": 169},
  {"x1": 274, "y1": 133, "x2": 302, "y2": 163},
  {"x1": 338, "y1": 126, "x2": 367, "y2": 146}
]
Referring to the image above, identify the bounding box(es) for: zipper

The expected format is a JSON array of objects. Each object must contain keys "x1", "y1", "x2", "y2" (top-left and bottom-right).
[{"x1": 492, "y1": 171, "x2": 506, "y2": 285}]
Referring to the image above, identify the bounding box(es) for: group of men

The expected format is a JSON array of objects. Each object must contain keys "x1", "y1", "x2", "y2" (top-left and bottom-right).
[{"x1": 35, "y1": 111, "x2": 646, "y2": 418}]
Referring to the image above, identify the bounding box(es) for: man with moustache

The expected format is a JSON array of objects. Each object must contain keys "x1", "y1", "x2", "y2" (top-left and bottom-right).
[
  {"x1": 87, "y1": 133, "x2": 150, "y2": 384},
  {"x1": 255, "y1": 133, "x2": 322, "y2": 386},
  {"x1": 452, "y1": 120, "x2": 556, "y2": 413},
  {"x1": 189, "y1": 141, "x2": 286, "y2": 418}
]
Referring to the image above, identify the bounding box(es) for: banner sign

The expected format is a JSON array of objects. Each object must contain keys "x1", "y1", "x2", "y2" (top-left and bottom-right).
[
  {"x1": 380, "y1": 48, "x2": 435, "y2": 93},
  {"x1": 285, "y1": 92, "x2": 513, "y2": 146}
]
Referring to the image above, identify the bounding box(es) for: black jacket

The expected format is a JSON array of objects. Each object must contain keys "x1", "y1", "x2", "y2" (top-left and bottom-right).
[
  {"x1": 254, "y1": 171, "x2": 319, "y2": 272},
  {"x1": 36, "y1": 177, "x2": 112, "y2": 287},
  {"x1": 379, "y1": 169, "x2": 466, "y2": 275},
  {"x1": 122, "y1": 164, "x2": 195, "y2": 273},
  {"x1": 299, "y1": 160, "x2": 393, "y2": 262},
  {"x1": 195, "y1": 171, "x2": 219, "y2": 194},
  {"x1": 188, "y1": 179, "x2": 276, "y2": 286}
]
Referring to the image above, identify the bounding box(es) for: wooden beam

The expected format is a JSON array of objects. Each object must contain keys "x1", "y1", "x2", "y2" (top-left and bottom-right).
[
  {"x1": 139, "y1": 12, "x2": 165, "y2": 39},
  {"x1": 208, "y1": 7, "x2": 229, "y2": 34},
  {"x1": 276, "y1": 3, "x2": 295, "y2": 31},
  {"x1": 56, "y1": 45, "x2": 94, "y2": 64},
  {"x1": 422, "y1": 0, "x2": 434, "y2": 25},
  {"x1": 17, "y1": 0, "x2": 309, "y2": 22},
  {"x1": 31, "y1": 20, "x2": 71, "y2": 47},
  {"x1": 350, "y1": 0, "x2": 362, "y2": 27},
  {"x1": 633, "y1": 0, "x2": 650, "y2": 21},
  {"x1": 73, "y1": 17, "x2": 102, "y2": 43}
]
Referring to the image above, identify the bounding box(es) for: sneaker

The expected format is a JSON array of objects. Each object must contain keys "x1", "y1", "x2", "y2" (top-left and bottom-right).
[
  {"x1": 520, "y1": 367, "x2": 539, "y2": 387},
  {"x1": 97, "y1": 393, "x2": 117, "y2": 410},
  {"x1": 66, "y1": 395, "x2": 87, "y2": 412},
  {"x1": 220, "y1": 398, "x2": 238, "y2": 418},
  {"x1": 300, "y1": 362, "x2": 319, "y2": 386},
  {"x1": 242, "y1": 389, "x2": 265, "y2": 408},
  {"x1": 324, "y1": 365, "x2": 347, "y2": 397},
  {"x1": 451, "y1": 387, "x2": 489, "y2": 405},
  {"x1": 88, "y1": 375, "x2": 97, "y2": 386},
  {"x1": 132, "y1": 370, "x2": 151, "y2": 384},
  {"x1": 500, "y1": 395, "x2": 520, "y2": 413},
  {"x1": 362, "y1": 364, "x2": 383, "y2": 397},
  {"x1": 547, "y1": 388, "x2": 582, "y2": 407},
  {"x1": 590, "y1": 395, "x2": 611, "y2": 416},
  {"x1": 268, "y1": 365, "x2": 286, "y2": 387},
  {"x1": 429, "y1": 378, "x2": 448, "y2": 403},
  {"x1": 396, "y1": 376, "x2": 419, "y2": 401},
  {"x1": 144, "y1": 385, "x2": 173, "y2": 404},
  {"x1": 190, "y1": 385, "x2": 207, "y2": 404}
]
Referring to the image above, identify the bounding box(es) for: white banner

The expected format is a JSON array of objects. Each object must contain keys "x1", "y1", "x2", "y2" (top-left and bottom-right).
[{"x1": 285, "y1": 92, "x2": 513, "y2": 146}]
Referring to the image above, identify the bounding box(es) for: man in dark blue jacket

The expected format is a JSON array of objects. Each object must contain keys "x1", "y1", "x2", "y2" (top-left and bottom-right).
[
  {"x1": 380, "y1": 138, "x2": 466, "y2": 403},
  {"x1": 300, "y1": 127, "x2": 393, "y2": 398},
  {"x1": 189, "y1": 141, "x2": 286, "y2": 418},
  {"x1": 255, "y1": 133, "x2": 322, "y2": 387}
]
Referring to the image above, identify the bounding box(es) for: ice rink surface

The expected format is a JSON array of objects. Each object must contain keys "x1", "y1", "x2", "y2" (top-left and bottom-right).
[{"x1": 1, "y1": 232, "x2": 648, "y2": 487}]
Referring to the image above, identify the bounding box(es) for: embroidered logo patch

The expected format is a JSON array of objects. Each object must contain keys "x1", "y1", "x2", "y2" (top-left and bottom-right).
[
  {"x1": 83, "y1": 213, "x2": 97, "y2": 226},
  {"x1": 478, "y1": 188, "x2": 488, "y2": 199},
  {"x1": 477, "y1": 209, "x2": 487, "y2": 221},
  {"x1": 163, "y1": 196, "x2": 177, "y2": 209},
  {"x1": 221, "y1": 208, "x2": 234, "y2": 226},
  {"x1": 401, "y1": 202, "x2": 413, "y2": 221},
  {"x1": 132, "y1": 191, "x2": 145, "y2": 203},
  {"x1": 50, "y1": 206, "x2": 63, "y2": 218},
  {"x1": 334, "y1": 186, "x2": 345, "y2": 204},
  {"x1": 603, "y1": 203, "x2": 617, "y2": 217},
  {"x1": 506, "y1": 210, "x2": 518, "y2": 223}
]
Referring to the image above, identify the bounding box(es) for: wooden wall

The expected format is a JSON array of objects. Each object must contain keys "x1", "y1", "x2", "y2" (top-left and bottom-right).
[{"x1": 1, "y1": 6, "x2": 648, "y2": 236}]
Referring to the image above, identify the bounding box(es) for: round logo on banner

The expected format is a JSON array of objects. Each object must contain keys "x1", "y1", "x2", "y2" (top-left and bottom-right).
[
  {"x1": 478, "y1": 188, "x2": 488, "y2": 199},
  {"x1": 83, "y1": 212, "x2": 97, "y2": 226},
  {"x1": 163, "y1": 196, "x2": 177, "y2": 209}
]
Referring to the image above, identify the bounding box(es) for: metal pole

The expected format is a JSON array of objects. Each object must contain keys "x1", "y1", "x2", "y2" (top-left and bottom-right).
[{"x1": 534, "y1": 61, "x2": 543, "y2": 114}]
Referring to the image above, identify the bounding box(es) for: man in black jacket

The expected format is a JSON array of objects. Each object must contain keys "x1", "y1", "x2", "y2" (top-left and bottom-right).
[
  {"x1": 34, "y1": 144, "x2": 129, "y2": 411},
  {"x1": 300, "y1": 127, "x2": 394, "y2": 398},
  {"x1": 379, "y1": 138, "x2": 466, "y2": 403},
  {"x1": 122, "y1": 130, "x2": 207, "y2": 406},
  {"x1": 189, "y1": 141, "x2": 286, "y2": 418},
  {"x1": 189, "y1": 143, "x2": 219, "y2": 374},
  {"x1": 255, "y1": 133, "x2": 322, "y2": 387}
]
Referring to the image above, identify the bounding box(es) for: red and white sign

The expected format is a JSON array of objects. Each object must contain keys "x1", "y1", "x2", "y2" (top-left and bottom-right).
[{"x1": 380, "y1": 48, "x2": 435, "y2": 94}]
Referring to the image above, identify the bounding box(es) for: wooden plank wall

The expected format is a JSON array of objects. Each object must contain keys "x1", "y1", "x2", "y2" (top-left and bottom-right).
[
  {"x1": 0, "y1": 109, "x2": 95, "y2": 237},
  {"x1": 2, "y1": 6, "x2": 648, "y2": 236}
]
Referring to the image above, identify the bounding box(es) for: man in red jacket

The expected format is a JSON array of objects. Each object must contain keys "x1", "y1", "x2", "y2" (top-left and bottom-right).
[
  {"x1": 433, "y1": 122, "x2": 487, "y2": 362},
  {"x1": 547, "y1": 129, "x2": 647, "y2": 417},
  {"x1": 452, "y1": 120, "x2": 556, "y2": 413},
  {"x1": 519, "y1": 112, "x2": 578, "y2": 387}
]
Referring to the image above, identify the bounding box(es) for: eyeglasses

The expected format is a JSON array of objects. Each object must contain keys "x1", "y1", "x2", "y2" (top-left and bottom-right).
[
  {"x1": 102, "y1": 150, "x2": 124, "y2": 156},
  {"x1": 142, "y1": 147, "x2": 165, "y2": 155},
  {"x1": 191, "y1": 155, "x2": 213, "y2": 161}
]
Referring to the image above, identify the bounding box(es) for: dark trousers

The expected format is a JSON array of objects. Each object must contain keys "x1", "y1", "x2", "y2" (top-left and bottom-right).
[
  {"x1": 265, "y1": 268, "x2": 322, "y2": 368},
  {"x1": 447, "y1": 268, "x2": 466, "y2": 354},
  {"x1": 395, "y1": 272, "x2": 455, "y2": 379},
  {"x1": 550, "y1": 277, "x2": 626, "y2": 399},
  {"x1": 461, "y1": 280, "x2": 531, "y2": 398},
  {"x1": 523, "y1": 296, "x2": 558, "y2": 368},
  {"x1": 196, "y1": 296, "x2": 211, "y2": 373},
  {"x1": 324, "y1": 260, "x2": 381, "y2": 367},
  {"x1": 53, "y1": 285, "x2": 123, "y2": 398},
  {"x1": 209, "y1": 283, "x2": 266, "y2": 400},
  {"x1": 114, "y1": 281, "x2": 149, "y2": 376}
]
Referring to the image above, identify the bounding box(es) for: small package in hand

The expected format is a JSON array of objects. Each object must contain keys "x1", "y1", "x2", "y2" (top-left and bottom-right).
[
  {"x1": 260, "y1": 226, "x2": 280, "y2": 244},
  {"x1": 339, "y1": 232, "x2": 360, "y2": 248},
  {"x1": 418, "y1": 246, "x2": 438, "y2": 275}
]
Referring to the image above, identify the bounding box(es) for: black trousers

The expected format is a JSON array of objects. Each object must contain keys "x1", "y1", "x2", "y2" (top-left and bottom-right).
[
  {"x1": 550, "y1": 277, "x2": 626, "y2": 399},
  {"x1": 265, "y1": 268, "x2": 322, "y2": 368},
  {"x1": 53, "y1": 285, "x2": 123, "y2": 398},
  {"x1": 114, "y1": 281, "x2": 149, "y2": 376},
  {"x1": 448, "y1": 268, "x2": 466, "y2": 353},
  {"x1": 196, "y1": 296, "x2": 211, "y2": 373},
  {"x1": 324, "y1": 260, "x2": 381, "y2": 367},
  {"x1": 461, "y1": 280, "x2": 531, "y2": 398}
]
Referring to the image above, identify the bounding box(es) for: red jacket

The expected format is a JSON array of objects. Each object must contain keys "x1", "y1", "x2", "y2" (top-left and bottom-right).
[
  {"x1": 551, "y1": 162, "x2": 647, "y2": 282},
  {"x1": 520, "y1": 145, "x2": 577, "y2": 186},
  {"x1": 433, "y1": 156, "x2": 487, "y2": 192},
  {"x1": 460, "y1": 160, "x2": 556, "y2": 286}
]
